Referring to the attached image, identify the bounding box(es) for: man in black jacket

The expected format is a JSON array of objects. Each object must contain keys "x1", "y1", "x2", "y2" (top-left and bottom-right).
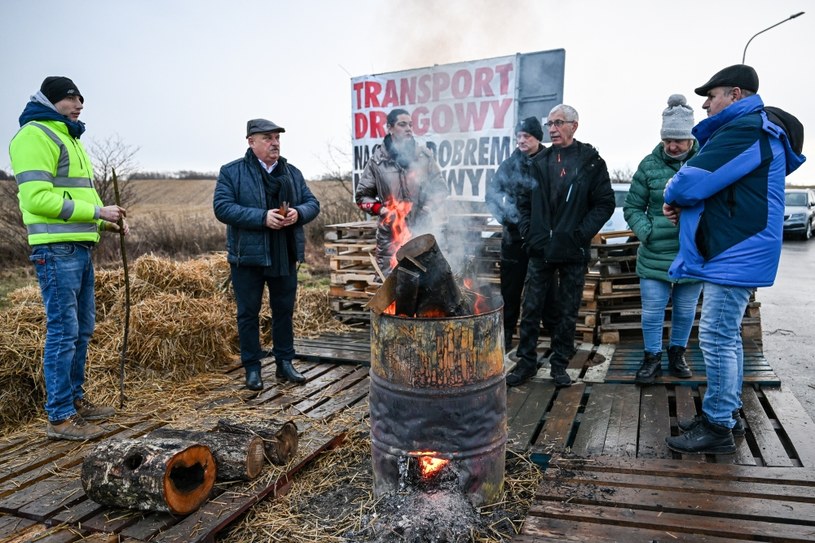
[{"x1": 507, "y1": 105, "x2": 615, "y2": 387}]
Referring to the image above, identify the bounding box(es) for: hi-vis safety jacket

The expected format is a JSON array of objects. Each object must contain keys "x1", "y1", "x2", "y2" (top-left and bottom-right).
[{"x1": 9, "y1": 120, "x2": 103, "y2": 246}]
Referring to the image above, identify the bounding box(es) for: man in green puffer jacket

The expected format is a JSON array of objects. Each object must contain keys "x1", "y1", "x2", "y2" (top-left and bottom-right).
[{"x1": 624, "y1": 94, "x2": 702, "y2": 386}]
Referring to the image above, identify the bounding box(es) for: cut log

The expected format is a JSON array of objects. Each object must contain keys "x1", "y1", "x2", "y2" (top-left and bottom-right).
[
  {"x1": 81, "y1": 437, "x2": 216, "y2": 514},
  {"x1": 394, "y1": 266, "x2": 420, "y2": 316},
  {"x1": 395, "y1": 234, "x2": 471, "y2": 317},
  {"x1": 148, "y1": 428, "x2": 266, "y2": 481},
  {"x1": 215, "y1": 419, "x2": 299, "y2": 465}
]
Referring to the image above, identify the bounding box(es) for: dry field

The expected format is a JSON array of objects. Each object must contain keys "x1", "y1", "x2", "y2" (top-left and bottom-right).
[{"x1": 128, "y1": 177, "x2": 355, "y2": 214}]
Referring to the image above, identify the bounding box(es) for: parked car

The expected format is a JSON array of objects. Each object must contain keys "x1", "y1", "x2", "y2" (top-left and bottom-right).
[
  {"x1": 783, "y1": 188, "x2": 815, "y2": 240},
  {"x1": 599, "y1": 183, "x2": 632, "y2": 244}
]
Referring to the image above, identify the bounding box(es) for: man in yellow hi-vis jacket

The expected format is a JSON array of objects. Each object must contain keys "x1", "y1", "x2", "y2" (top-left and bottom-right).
[{"x1": 9, "y1": 76, "x2": 129, "y2": 441}]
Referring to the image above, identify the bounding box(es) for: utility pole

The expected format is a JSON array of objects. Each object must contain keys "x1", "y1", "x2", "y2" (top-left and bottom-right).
[{"x1": 742, "y1": 12, "x2": 805, "y2": 64}]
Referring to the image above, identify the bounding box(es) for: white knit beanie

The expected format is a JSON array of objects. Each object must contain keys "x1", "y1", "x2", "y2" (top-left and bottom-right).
[{"x1": 660, "y1": 94, "x2": 694, "y2": 140}]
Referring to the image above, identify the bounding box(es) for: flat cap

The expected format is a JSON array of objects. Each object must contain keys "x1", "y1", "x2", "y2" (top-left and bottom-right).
[
  {"x1": 246, "y1": 118, "x2": 285, "y2": 137},
  {"x1": 695, "y1": 64, "x2": 759, "y2": 96}
]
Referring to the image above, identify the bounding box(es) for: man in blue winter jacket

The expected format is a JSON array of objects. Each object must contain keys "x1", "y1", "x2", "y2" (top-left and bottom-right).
[
  {"x1": 214, "y1": 119, "x2": 320, "y2": 390},
  {"x1": 662, "y1": 65, "x2": 805, "y2": 454}
]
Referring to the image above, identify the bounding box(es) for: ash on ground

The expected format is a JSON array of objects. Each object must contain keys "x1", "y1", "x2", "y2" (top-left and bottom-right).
[{"x1": 345, "y1": 487, "x2": 481, "y2": 543}]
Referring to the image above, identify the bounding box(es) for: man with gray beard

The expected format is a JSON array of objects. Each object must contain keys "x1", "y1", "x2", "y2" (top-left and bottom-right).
[{"x1": 509, "y1": 105, "x2": 615, "y2": 387}]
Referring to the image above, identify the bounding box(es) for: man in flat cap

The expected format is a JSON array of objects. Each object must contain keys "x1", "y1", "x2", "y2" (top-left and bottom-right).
[
  {"x1": 662, "y1": 65, "x2": 805, "y2": 455},
  {"x1": 214, "y1": 119, "x2": 320, "y2": 390},
  {"x1": 9, "y1": 76, "x2": 128, "y2": 440}
]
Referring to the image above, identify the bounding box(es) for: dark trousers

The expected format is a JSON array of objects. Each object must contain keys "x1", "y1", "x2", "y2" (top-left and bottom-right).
[
  {"x1": 230, "y1": 263, "x2": 297, "y2": 370},
  {"x1": 501, "y1": 239, "x2": 560, "y2": 349},
  {"x1": 516, "y1": 259, "x2": 586, "y2": 373},
  {"x1": 500, "y1": 239, "x2": 528, "y2": 349}
]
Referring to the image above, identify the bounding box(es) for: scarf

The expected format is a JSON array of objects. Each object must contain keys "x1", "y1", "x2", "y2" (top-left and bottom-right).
[
  {"x1": 249, "y1": 149, "x2": 295, "y2": 276},
  {"x1": 18, "y1": 91, "x2": 86, "y2": 138}
]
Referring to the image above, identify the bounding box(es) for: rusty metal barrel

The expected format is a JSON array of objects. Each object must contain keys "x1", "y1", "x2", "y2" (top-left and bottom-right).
[{"x1": 368, "y1": 302, "x2": 506, "y2": 506}]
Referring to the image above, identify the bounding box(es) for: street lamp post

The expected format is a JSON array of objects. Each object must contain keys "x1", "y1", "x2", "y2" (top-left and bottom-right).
[{"x1": 742, "y1": 12, "x2": 805, "y2": 64}]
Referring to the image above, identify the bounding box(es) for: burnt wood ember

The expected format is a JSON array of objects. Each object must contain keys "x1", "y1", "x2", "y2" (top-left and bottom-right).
[
  {"x1": 81, "y1": 437, "x2": 216, "y2": 514},
  {"x1": 394, "y1": 234, "x2": 471, "y2": 317}
]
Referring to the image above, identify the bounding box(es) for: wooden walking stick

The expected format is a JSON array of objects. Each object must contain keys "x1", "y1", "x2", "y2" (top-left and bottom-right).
[{"x1": 112, "y1": 168, "x2": 130, "y2": 408}]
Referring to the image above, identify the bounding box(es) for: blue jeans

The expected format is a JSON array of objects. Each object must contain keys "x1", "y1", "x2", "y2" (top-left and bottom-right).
[
  {"x1": 30, "y1": 243, "x2": 96, "y2": 422},
  {"x1": 230, "y1": 263, "x2": 297, "y2": 370},
  {"x1": 699, "y1": 282, "x2": 753, "y2": 428},
  {"x1": 639, "y1": 278, "x2": 702, "y2": 354}
]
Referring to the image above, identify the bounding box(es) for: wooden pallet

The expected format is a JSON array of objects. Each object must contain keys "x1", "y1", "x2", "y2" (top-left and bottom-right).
[
  {"x1": 516, "y1": 455, "x2": 815, "y2": 543},
  {"x1": 505, "y1": 375, "x2": 814, "y2": 467},
  {"x1": 603, "y1": 339, "x2": 778, "y2": 385},
  {"x1": 323, "y1": 220, "x2": 377, "y2": 241}
]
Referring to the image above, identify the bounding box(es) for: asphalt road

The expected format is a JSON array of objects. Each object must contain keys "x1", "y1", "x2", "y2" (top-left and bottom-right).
[{"x1": 757, "y1": 237, "x2": 815, "y2": 421}]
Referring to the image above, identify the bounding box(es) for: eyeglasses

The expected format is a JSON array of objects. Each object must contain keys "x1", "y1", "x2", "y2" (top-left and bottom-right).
[{"x1": 544, "y1": 120, "x2": 575, "y2": 128}]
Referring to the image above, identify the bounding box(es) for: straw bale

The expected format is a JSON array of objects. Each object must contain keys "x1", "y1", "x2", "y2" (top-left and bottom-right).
[
  {"x1": 95, "y1": 268, "x2": 163, "y2": 316},
  {"x1": 132, "y1": 253, "x2": 229, "y2": 298},
  {"x1": 0, "y1": 376, "x2": 42, "y2": 429},
  {"x1": 5, "y1": 285, "x2": 41, "y2": 306},
  {"x1": 124, "y1": 292, "x2": 236, "y2": 377}
]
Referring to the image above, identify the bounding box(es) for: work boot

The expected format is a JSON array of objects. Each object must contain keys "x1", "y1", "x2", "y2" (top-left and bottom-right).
[
  {"x1": 276, "y1": 360, "x2": 306, "y2": 384},
  {"x1": 666, "y1": 415, "x2": 735, "y2": 455},
  {"x1": 635, "y1": 352, "x2": 662, "y2": 385},
  {"x1": 245, "y1": 367, "x2": 263, "y2": 391},
  {"x1": 506, "y1": 363, "x2": 537, "y2": 387},
  {"x1": 46, "y1": 414, "x2": 105, "y2": 441},
  {"x1": 680, "y1": 410, "x2": 745, "y2": 437},
  {"x1": 551, "y1": 367, "x2": 572, "y2": 388},
  {"x1": 74, "y1": 397, "x2": 115, "y2": 421},
  {"x1": 548, "y1": 357, "x2": 572, "y2": 388},
  {"x1": 667, "y1": 345, "x2": 692, "y2": 378}
]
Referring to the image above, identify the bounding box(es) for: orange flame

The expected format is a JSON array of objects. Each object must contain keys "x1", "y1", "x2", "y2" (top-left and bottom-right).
[
  {"x1": 463, "y1": 278, "x2": 490, "y2": 315},
  {"x1": 382, "y1": 198, "x2": 413, "y2": 270},
  {"x1": 410, "y1": 451, "x2": 449, "y2": 478}
]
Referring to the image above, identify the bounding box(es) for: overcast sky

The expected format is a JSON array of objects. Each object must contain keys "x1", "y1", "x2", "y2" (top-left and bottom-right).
[{"x1": 2, "y1": 0, "x2": 811, "y2": 185}]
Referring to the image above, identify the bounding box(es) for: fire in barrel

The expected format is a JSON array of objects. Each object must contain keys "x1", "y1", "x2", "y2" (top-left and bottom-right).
[{"x1": 367, "y1": 234, "x2": 506, "y2": 507}]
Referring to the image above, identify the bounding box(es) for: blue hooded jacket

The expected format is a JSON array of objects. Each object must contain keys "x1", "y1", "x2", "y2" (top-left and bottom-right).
[{"x1": 664, "y1": 94, "x2": 805, "y2": 287}]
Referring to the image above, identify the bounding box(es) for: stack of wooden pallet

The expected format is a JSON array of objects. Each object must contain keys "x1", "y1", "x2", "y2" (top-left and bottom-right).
[
  {"x1": 324, "y1": 220, "x2": 380, "y2": 322},
  {"x1": 585, "y1": 231, "x2": 762, "y2": 344},
  {"x1": 324, "y1": 223, "x2": 763, "y2": 343}
]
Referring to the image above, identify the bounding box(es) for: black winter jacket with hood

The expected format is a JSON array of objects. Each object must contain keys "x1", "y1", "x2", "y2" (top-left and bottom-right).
[{"x1": 518, "y1": 141, "x2": 615, "y2": 262}]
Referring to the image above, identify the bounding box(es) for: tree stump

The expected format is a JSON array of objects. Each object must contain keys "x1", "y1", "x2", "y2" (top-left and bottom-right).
[
  {"x1": 148, "y1": 428, "x2": 266, "y2": 481},
  {"x1": 81, "y1": 437, "x2": 216, "y2": 514},
  {"x1": 215, "y1": 419, "x2": 299, "y2": 465}
]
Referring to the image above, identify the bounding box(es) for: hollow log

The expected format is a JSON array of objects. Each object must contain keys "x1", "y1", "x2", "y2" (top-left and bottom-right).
[
  {"x1": 81, "y1": 437, "x2": 216, "y2": 515},
  {"x1": 215, "y1": 419, "x2": 299, "y2": 465},
  {"x1": 148, "y1": 428, "x2": 265, "y2": 481},
  {"x1": 395, "y1": 234, "x2": 471, "y2": 317}
]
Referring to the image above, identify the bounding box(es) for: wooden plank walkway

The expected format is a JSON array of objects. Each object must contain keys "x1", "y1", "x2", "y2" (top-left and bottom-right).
[{"x1": 0, "y1": 332, "x2": 811, "y2": 542}]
